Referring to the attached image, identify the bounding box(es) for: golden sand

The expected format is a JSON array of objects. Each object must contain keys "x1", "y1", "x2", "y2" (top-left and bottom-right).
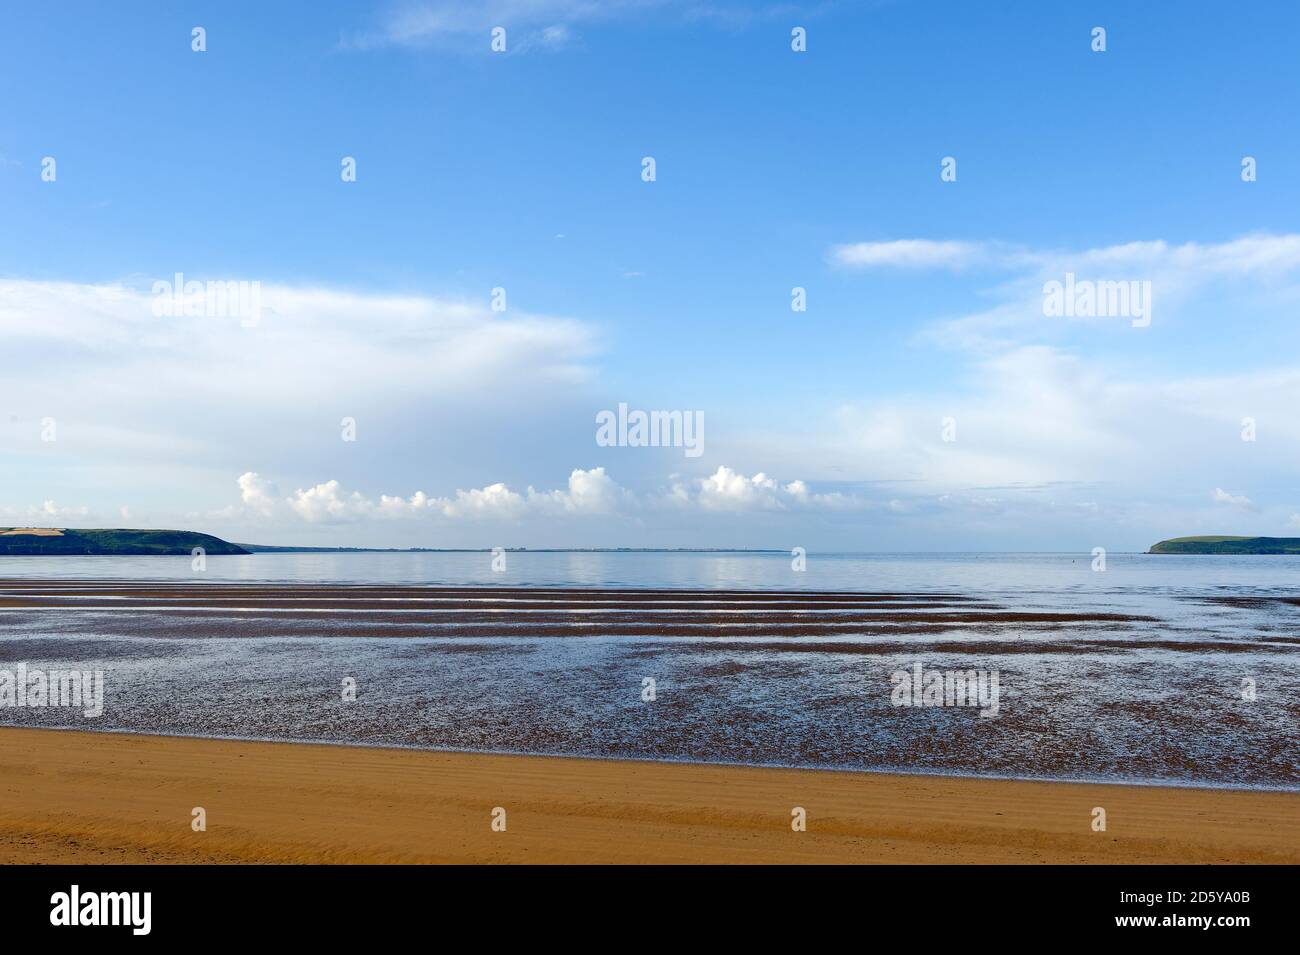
[{"x1": 0, "y1": 728, "x2": 1295, "y2": 863}]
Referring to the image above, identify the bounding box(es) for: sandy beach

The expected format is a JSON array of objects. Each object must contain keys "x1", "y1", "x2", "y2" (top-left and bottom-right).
[{"x1": 1, "y1": 727, "x2": 1296, "y2": 864}]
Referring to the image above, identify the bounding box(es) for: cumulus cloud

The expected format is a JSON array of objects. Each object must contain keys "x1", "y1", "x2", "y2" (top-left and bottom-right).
[
  {"x1": 227, "y1": 467, "x2": 626, "y2": 524},
  {"x1": 528, "y1": 466, "x2": 626, "y2": 515},
  {"x1": 218, "y1": 465, "x2": 873, "y2": 524},
  {"x1": 238, "y1": 472, "x2": 279, "y2": 518},
  {"x1": 287, "y1": 480, "x2": 375, "y2": 522},
  {"x1": 436, "y1": 483, "x2": 527, "y2": 520},
  {"x1": 10, "y1": 232, "x2": 1300, "y2": 549},
  {"x1": 376, "y1": 468, "x2": 625, "y2": 521},
  {"x1": 688, "y1": 467, "x2": 874, "y2": 512},
  {"x1": 699, "y1": 468, "x2": 785, "y2": 510}
]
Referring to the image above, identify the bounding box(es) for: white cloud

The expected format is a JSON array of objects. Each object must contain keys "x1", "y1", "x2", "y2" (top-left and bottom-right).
[
  {"x1": 888, "y1": 233, "x2": 1300, "y2": 351},
  {"x1": 439, "y1": 483, "x2": 527, "y2": 520},
  {"x1": 238, "y1": 472, "x2": 279, "y2": 518},
  {"x1": 538, "y1": 24, "x2": 571, "y2": 47},
  {"x1": 343, "y1": 1, "x2": 799, "y2": 51},
  {"x1": 9, "y1": 233, "x2": 1300, "y2": 550},
  {"x1": 217, "y1": 465, "x2": 875, "y2": 525},
  {"x1": 1211, "y1": 488, "x2": 1252, "y2": 508},
  {"x1": 528, "y1": 466, "x2": 624, "y2": 514},
  {"x1": 698, "y1": 467, "x2": 780, "y2": 510},
  {"x1": 234, "y1": 468, "x2": 623, "y2": 524},
  {"x1": 345, "y1": 0, "x2": 653, "y2": 51},
  {"x1": 724, "y1": 342, "x2": 1300, "y2": 528},
  {"x1": 0, "y1": 278, "x2": 598, "y2": 496},
  {"x1": 681, "y1": 467, "x2": 870, "y2": 513},
  {"x1": 0, "y1": 280, "x2": 594, "y2": 397},
  {"x1": 1069, "y1": 235, "x2": 1300, "y2": 275},
  {"x1": 831, "y1": 239, "x2": 1007, "y2": 271},
  {"x1": 832, "y1": 233, "x2": 1300, "y2": 277},
  {"x1": 373, "y1": 467, "x2": 624, "y2": 520},
  {"x1": 0, "y1": 500, "x2": 90, "y2": 523},
  {"x1": 287, "y1": 480, "x2": 376, "y2": 523}
]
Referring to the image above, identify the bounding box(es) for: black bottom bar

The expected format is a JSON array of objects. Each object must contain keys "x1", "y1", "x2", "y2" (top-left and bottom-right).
[{"x1": 0, "y1": 864, "x2": 1288, "y2": 941}]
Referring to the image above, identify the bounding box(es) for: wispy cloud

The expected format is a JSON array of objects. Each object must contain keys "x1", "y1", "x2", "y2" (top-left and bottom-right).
[
  {"x1": 343, "y1": 0, "x2": 661, "y2": 51},
  {"x1": 830, "y1": 239, "x2": 1017, "y2": 271},
  {"x1": 1212, "y1": 487, "x2": 1252, "y2": 509},
  {"x1": 0, "y1": 500, "x2": 90, "y2": 522},
  {"x1": 343, "y1": 0, "x2": 813, "y2": 51},
  {"x1": 832, "y1": 234, "x2": 1300, "y2": 278},
  {"x1": 862, "y1": 233, "x2": 1300, "y2": 351}
]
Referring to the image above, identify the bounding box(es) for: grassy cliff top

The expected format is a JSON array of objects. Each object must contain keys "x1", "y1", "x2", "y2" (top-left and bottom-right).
[
  {"x1": 1149, "y1": 536, "x2": 1300, "y2": 554},
  {"x1": 0, "y1": 528, "x2": 248, "y2": 556}
]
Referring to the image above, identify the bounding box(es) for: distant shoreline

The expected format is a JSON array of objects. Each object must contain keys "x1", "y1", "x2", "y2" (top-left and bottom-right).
[
  {"x1": 236, "y1": 545, "x2": 790, "y2": 554},
  {"x1": 0, "y1": 528, "x2": 793, "y2": 556},
  {"x1": 10, "y1": 525, "x2": 1300, "y2": 556}
]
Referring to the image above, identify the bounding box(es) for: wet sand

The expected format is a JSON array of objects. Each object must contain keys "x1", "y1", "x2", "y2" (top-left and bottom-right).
[
  {"x1": 1, "y1": 579, "x2": 1296, "y2": 786},
  {"x1": 0, "y1": 580, "x2": 1162, "y2": 642},
  {"x1": 1, "y1": 727, "x2": 1296, "y2": 864}
]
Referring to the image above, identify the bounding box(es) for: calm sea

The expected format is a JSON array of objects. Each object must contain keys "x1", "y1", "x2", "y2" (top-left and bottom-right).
[
  {"x1": 1, "y1": 551, "x2": 1296, "y2": 789},
  {"x1": 4, "y1": 548, "x2": 1300, "y2": 592}
]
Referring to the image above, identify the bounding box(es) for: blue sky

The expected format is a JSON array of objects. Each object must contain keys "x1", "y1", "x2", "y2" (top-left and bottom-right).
[{"x1": 3, "y1": 0, "x2": 1300, "y2": 550}]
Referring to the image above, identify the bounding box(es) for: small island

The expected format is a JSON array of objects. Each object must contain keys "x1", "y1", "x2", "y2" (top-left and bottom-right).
[
  {"x1": 0, "y1": 528, "x2": 248, "y2": 556},
  {"x1": 1149, "y1": 536, "x2": 1300, "y2": 555}
]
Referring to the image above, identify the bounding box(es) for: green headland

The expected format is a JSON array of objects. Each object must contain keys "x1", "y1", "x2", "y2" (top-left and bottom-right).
[
  {"x1": 0, "y1": 528, "x2": 248, "y2": 556},
  {"x1": 1149, "y1": 536, "x2": 1300, "y2": 555}
]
